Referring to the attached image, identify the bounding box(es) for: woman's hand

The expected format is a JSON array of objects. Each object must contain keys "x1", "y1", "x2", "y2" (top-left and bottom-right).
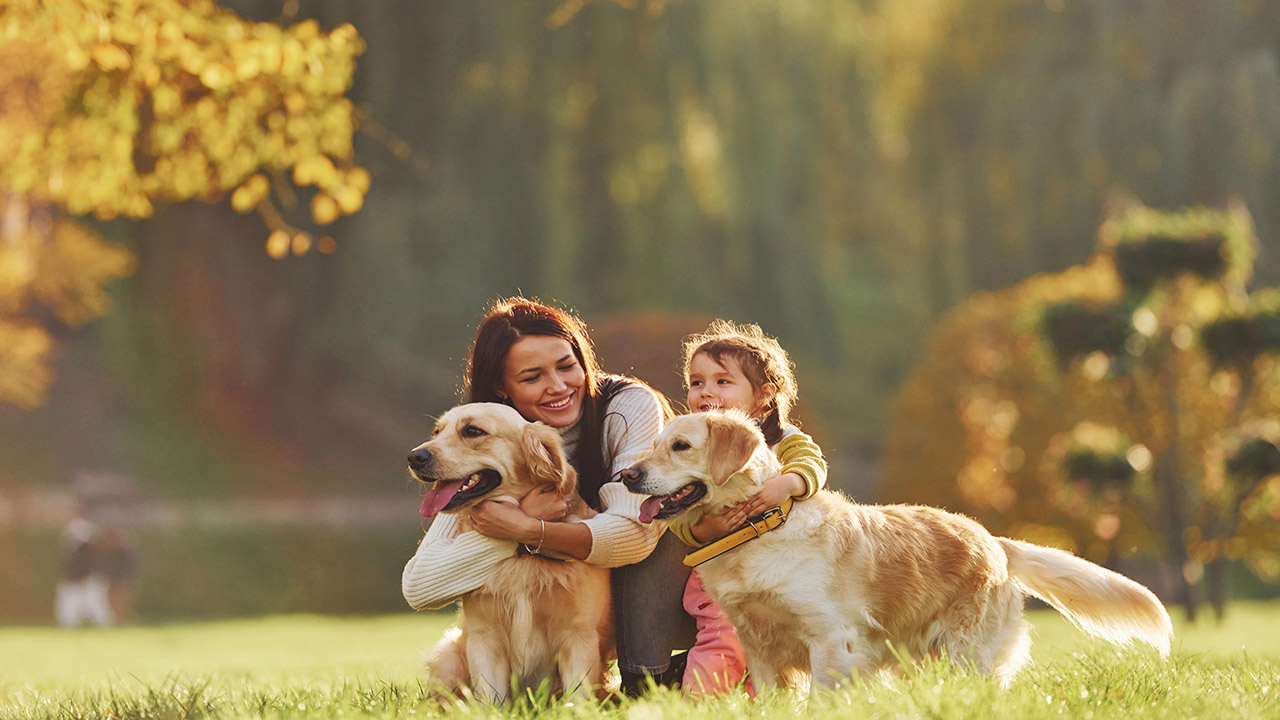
[
  {"x1": 468, "y1": 499, "x2": 542, "y2": 544},
  {"x1": 742, "y1": 473, "x2": 806, "y2": 518},
  {"x1": 520, "y1": 485, "x2": 569, "y2": 522},
  {"x1": 470, "y1": 495, "x2": 594, "y2": 560}
]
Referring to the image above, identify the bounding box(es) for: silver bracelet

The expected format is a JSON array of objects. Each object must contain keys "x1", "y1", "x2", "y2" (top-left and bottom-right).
[{"x1": 523, "y1": 519, "x2": 546, "y2": 555}]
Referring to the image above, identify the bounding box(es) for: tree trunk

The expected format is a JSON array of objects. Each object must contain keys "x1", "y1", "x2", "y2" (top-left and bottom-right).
[
  {"x1": 1206, "y1": 554, "x2": 1228, "y2": 623},
  {"x1": 1152, "y1": 448, "x2": 1199, "y2": 622}
]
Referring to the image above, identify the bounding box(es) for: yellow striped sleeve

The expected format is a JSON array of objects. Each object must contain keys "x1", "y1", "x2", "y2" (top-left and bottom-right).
[
  {"x1": 665, "y1": 509, "x2": 706, "y2": 547},
  {"x1": 776, "y1": 431, "x2": 828, "y2": 499}
]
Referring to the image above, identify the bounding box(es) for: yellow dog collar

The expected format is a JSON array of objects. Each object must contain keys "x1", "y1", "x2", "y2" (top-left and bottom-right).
[{"x1": 682, "y1": 497, "x2": 794, "y2": 567}]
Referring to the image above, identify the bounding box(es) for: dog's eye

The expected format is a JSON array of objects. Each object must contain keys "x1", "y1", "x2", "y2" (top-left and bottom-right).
[
  {"x1": 672, "y1": 440, "x2": 691, "y2": 452},
  {"x1": 461, "y1": 425, "x2": 488, "y2": 438}
]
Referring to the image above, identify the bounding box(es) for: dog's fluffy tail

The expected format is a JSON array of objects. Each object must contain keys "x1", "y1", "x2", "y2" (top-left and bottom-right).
[{"x1": 999, "y1": 538, "x2": 1172, "y2": 656}]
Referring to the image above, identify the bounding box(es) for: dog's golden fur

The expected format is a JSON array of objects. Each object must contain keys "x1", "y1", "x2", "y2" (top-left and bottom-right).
[
  {"x1": 408, "y1": 403, "x2": 611, "y2": 702},
  {"x1": 623, "y1": 410, "x2": 1172, "y2": 693}
]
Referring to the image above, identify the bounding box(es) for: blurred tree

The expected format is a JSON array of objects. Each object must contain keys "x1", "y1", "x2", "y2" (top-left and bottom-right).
[
  {"x1": 0, "y1": 0, "x2": 366, "y2": 408},
  {"x1": 885, "y1": 202, "x2": 1280, "y2": 622},
  {"x1": 876, "y1": 0, "x2": 1280, "y2": 311},
  {"x1": 884, "y1": 253, "x2": 1124, "y2": 545}
]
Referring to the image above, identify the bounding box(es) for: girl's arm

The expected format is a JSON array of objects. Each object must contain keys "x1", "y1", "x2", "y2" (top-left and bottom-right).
[
  {"x1": 741, "y1": 431, "x2": 829, "y2": 517},
  {"x1": 401, "y1": 512, "x2": 518, "y2": 610},
  {"x1": 776, "y1": 431, "x2": 828, "y2": 497},
  {"x1": 682, "y1": 503, "x2": 751, "y2": 546}
]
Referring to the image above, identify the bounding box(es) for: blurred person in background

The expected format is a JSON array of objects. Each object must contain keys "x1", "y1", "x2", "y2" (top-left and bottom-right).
[
  {"x1": 101, "y1": 525, "x2": 138, "y2": 624},
  {"x1": 55, "y1": 510, "x2": 113, "y2": 628},
  {"x1": 402, "y1": 296, "x2": 695, "y2": 695}
]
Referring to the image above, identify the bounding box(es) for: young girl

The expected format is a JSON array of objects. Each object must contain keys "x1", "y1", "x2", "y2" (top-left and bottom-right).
[{"x1": 670, "y1": 319, "x2": 828, "y2": 696}]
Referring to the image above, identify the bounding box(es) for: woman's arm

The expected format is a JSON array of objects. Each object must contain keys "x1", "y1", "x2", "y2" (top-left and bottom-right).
[
  {"x1": 400, "y1": 512, "x2": 519, "y2": 610},
  {"x1": 466, "y1": 384, "x2": 667, "y2": 565},
  {"x1": 467, "y1": 501, "x2": 594, "y2": 559},
  {"x1": 465, "y1": 484, "x2": 663, "y2": 562}
]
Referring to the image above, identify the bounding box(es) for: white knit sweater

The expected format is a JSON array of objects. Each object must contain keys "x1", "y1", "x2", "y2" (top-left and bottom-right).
[{"x1": 401, "y1": 384, "x2": 667, "y2": 610}]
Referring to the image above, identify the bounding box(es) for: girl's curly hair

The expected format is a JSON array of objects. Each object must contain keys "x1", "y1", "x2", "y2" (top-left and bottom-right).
[{"x1": 681, "y1": 319, "x2": 798, "y2": 445}]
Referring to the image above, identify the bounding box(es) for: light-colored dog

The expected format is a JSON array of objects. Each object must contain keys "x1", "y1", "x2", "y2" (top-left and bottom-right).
[
  {"x1": 620, "y1": 410, "x2": 1172, "y2": 693},
  {"x1": 407, "y1": 403, "x2": 612, "y2": 702}
]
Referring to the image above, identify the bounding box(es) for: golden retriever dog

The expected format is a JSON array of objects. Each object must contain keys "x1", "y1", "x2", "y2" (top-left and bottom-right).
[
  {"x1": 620, "y1": 410, "x2": 1172, "y2": 694},
  {"x1": 407, "y1": 403, "x2": 612, "y2": 702}
]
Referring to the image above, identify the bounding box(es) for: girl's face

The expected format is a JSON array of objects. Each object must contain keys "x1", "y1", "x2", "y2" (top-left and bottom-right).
[
  {"x1": 501, "y1": 335, "x2": 586, "y2": 428},
  {"x1": 686, "y1": 351, "x2": 774, "y2": 417}
]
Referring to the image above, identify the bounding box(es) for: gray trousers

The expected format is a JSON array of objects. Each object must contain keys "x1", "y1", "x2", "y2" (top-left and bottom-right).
[{"x1": 611, "y1": 530, "x2": 698, "y2": 675}]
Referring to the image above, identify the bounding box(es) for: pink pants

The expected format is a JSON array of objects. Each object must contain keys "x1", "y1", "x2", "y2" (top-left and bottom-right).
[{"x1": 682, "y1": 571, "x2": 751, "y2": 696}]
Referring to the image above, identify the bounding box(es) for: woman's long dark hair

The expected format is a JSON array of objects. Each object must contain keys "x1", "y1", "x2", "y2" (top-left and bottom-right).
[{"x1": 465, "y1": 297, "x2": 658, "y2": 509}]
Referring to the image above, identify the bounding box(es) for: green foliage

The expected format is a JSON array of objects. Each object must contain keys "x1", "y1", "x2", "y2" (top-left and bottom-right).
[
  {"x1": 1103, "y1": 204, "x2": 1258, "y2": 298},
  {"x1": 888, "y1": 202, "x2": 1280, "y2": 619},
  {"x1": 1112, "y1": 237, "x2": 1228, "y2": 296},
  {"x1": 878, "y1": 0, "x2": 1280, "y2": 303},
  {"x1": 1062, "y1": 450, "x2": 1136, "y2": 488},
  {"x1": 1201, "y1": 312, "x2": 1280, "y2": 371},
  {"x1": 883, "y1": 256, "x2": 1123, "y2": 542},
  {"x1": 1226, "y1": 439, "x2": 1280, "y2": 482},
  {"x1": 1040, "y1": 301, "x2": 1134, "y2": 368}
]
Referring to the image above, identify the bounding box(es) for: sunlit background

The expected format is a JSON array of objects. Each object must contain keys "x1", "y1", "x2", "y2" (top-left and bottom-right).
[{"x1": 2, "y1": 0, "x2": 1280, "y2": 625}]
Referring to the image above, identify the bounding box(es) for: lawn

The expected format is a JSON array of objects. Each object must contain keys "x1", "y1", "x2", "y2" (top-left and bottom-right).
[{"x1": 2, "y1": 604, "x2": 1278, "y2": 719}]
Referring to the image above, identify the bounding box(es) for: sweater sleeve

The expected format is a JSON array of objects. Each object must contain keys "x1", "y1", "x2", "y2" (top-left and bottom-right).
[
  {"x1": 401, "y1": 512, "x2": 519, "y2": 610},
  {"x1": 579, "y1": 384, "x2": 669, "y2": 567},
  {"x1": 776, "y1": 431, "x2": 828, "y2": 499}
]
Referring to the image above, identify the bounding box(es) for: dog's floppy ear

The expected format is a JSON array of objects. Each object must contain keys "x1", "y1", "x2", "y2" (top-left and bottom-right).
[
  {"x1": 522, "y1": 422, "x2": 575, "y2": 495},
  {"x1": 706, "y1": 413, "x2": 760, "y2": 486}
]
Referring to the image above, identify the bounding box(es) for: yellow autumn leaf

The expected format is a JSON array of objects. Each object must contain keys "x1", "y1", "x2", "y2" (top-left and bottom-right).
[
  {"x1": 230, "y1": 184, "x2": 257, "y2": 213},
  {"x1": 332, "y1": 185, "x2": 363, "y2": 215},
  {"x1": 0, "y1": 321, "x2": 53, "y2": 409},
  {"x1": 290, "y1": 231, "x2": 312, "y2": 256},
  {"x1": 92, "y1": 44, "x2": 132, "y2": 71},
  {"x1": 64, "y1": 45, "x2": 90, "y2": 71},
  {"x1": 310, "y1": 192, "x2": 339, "y2": 225},
  {"x1": 266, "y1": 229, "x2": 291, "y2": 259},
  {"x1": 346, "y1": 166, "x2": 370, "y2": 193}
]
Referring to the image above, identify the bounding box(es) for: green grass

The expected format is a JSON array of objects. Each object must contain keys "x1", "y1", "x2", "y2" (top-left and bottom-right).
[{"x1": 2, "y1": 604, "x2": 1279, "y2": 719}]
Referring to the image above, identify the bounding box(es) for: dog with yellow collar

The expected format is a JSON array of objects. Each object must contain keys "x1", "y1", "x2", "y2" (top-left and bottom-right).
[{"x1": 621, "y1": 409, "x2": 1172, "y2": 696}]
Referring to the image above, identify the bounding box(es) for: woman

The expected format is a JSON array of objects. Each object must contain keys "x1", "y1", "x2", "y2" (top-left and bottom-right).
[{"x1": 402, "y1": 297, "x2": 695, "y2": 693}]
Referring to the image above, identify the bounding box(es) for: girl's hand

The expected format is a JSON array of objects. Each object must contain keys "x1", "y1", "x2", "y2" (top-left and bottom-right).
[
  {"x1": 690, "y1": 502, "x2": 751, "y2": 544},
  {"x1": 742, "y1": 473, "x2": 806, "y2": 518},
  {"x1": 469, "y1": 499, "x2": 543, "y2": 544}
]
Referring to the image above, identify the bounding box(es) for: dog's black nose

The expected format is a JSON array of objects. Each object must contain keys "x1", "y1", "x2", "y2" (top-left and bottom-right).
[
  {"x1": 407, "y1": 448, "x2": 433, "y2": 471},
  {"x1": 619, "y1": 466, "x2": 643, "y2": 489}
]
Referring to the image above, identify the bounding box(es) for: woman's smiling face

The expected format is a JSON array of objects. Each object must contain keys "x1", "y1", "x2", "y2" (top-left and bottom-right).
[{"x1": 501, "y1": 335, "x2": 586, "y2": 427}]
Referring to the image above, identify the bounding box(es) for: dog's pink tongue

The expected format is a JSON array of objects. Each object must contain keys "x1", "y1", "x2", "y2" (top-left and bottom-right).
[
  {"x1": 638, "y1": 496, "x2": 664, "y2": 524},
  {"x1": 420, "y1": 480, "x2": 465, "y2": 518}
]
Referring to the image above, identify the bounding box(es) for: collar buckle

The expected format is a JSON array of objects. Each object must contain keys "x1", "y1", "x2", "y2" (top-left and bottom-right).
[
  {"x1": 683, "y1": 496, "x2": 795, "y2": 567},
  {"x1": 746, "y1": 505, "x2": 785, "y2": 535}
]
